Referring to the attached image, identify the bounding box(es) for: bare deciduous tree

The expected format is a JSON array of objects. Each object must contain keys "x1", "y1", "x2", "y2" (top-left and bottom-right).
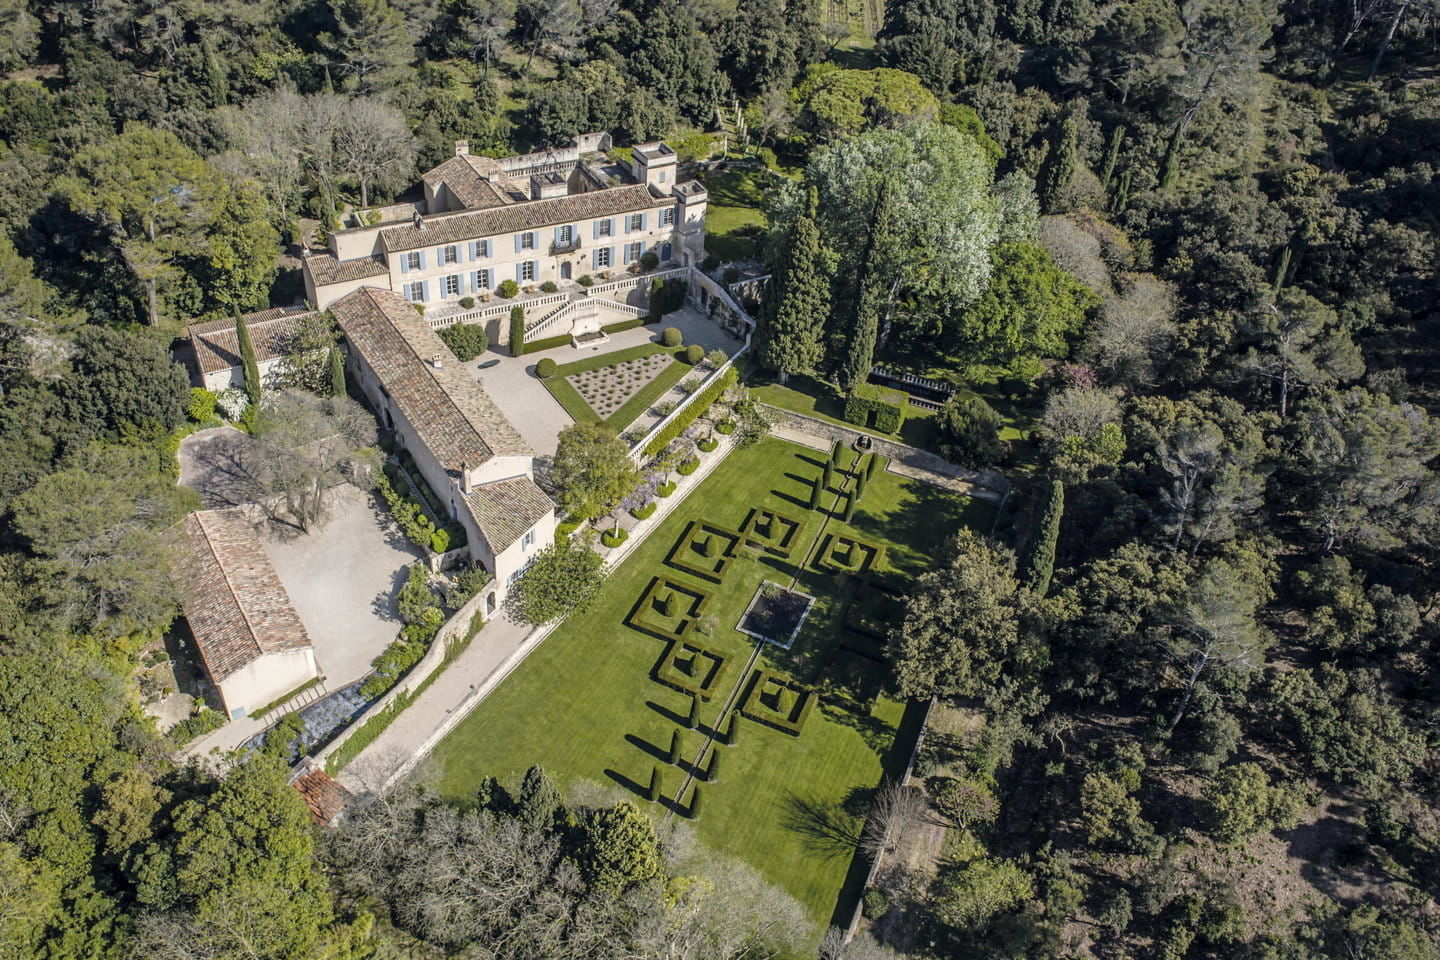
[
  {"x1": 860, "y1": 783, "x2": 928, "y2": 859},
  {"x1": 1085, "y1": 273, "x2": 1176, "y2": 388},
  {"x1": 333, "y1": 97, "x2": 418, "y2": 209}
]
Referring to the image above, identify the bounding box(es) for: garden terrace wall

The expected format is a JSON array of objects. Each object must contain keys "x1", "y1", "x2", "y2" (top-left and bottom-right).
[{"x1": 313, "y1": 581, "x2": 494, "y2": 772}]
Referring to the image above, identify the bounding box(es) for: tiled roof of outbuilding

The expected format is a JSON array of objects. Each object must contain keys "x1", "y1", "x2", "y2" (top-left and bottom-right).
[
  {"x1": 465, "y1": 476, "x2": 554, "y2": 553},
  {"x1": 185, "y1": 307, "x2": 319, "y2": 375},
  {"x1": 378, "y1": 184, "x2": 666, "y2": 253},
  {"x1": 176, "y1": 509, "x2": 313, "y2": 683},
  {"x1": 329, "y1": 287, "x2": 531, "y2": 470},
  {"x1": 306, "y1": 252, "x2": 389, "y2": 286}
]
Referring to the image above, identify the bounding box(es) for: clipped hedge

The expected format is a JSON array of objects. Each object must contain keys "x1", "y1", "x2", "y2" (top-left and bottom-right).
[
  {"x1": 677, "y1": 456, "x2": 699, "y2": 476},
  {"x1": 644, "y1": 366, "x2": 739, "y2": 456},
  {"x1": 521, "y1": 333, "x2": 572, "y2": 355},
  {"x1": 843, "y1": 383, "x2": 909, "y2": 434},
  {"x1": 602, "y1": 317, "x2": 645, "y2": 334}
]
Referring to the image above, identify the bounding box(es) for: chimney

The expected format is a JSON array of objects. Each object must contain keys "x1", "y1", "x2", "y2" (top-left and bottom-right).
[
  {"x1": 459, "y1": 462, "x2": 472, "y2": 495},
  {"x1": 455, "y1": 140, "x2": 469, "y2": 157},
  {"x1": 413, "y1": 211, "x2": 426, "y2": 231},
  {"x1": 431, "y1": 353, "x2": 444, "y2": 369}
]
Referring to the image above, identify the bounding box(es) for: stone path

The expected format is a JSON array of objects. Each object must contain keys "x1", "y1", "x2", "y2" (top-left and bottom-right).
[{"x1": 764, "y1": 408, "x2": 1009, "y2": 502}]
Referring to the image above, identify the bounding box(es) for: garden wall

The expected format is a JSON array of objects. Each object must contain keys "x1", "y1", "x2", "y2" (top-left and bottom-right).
[{"x1": 309, "y1": 581, "x2": 493, "y2": 770}]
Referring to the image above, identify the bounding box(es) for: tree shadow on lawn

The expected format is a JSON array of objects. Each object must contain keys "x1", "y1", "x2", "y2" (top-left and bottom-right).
[
  {"x1": 645, "y1": 699, "x2": 689, "y2": 726},
  {"x1": 852, "y1": 480, "x2": 978, "y2": 579},
  {"x1": 779, "y1": 789, "x2": 864, "y2": 861},
  {"x1": 603, "y1": 768, "x2": 689, "y2": 816},
  {"x1": 624, "y1": 732, "x2": 673, "y2": 763}
]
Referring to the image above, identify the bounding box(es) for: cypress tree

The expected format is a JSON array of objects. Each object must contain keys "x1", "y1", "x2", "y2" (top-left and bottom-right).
[
  {"x1": 755, "y1": 187, "x2": 829, "y2": 382},
  {"x1": 668, "y1": 729, "x2": 681, "y2": 764},
  {"x1": 836, "y1": 183, "x2": 894, "y2": 394},
  {"x1": 508, "y1": 306, "x2": 525, "y2": 355},
  {"x1": 1039, "y1": 110, "x2": 1079, "y2": 213},
  {"x1": 1020, "y1": 479, "x2": 1064, "y2": 596},
  {"x1": 203, "y1": 38, "x2": 228, "y2": 106},
  {"x1": 647, "y1": 766, "x2": 662, "y2": 802},
  {"x1": 830, "y1": 439, "x2": 844, "y2": 465},
  {"x1": 854, "y1": 472, "x2": 867, "y2": 503},
  {"x1": 822, "y1": 459, "x2": 835, "y2": 492},
  {"x1": 688, "y1": 784, "x2": 702, "y2": 820},
  {"x1": 808, "y1": 476, "x2": 823, "y2": 510},
  {"x1": 326, "y1": 345, "x2": 346, "y2": 397},
  {"x1": 724, "y1": 712, "x2": 738, "y2": 747},
  {"x1": 706, "y1": 748, "x2": 720, "y2": 783},
  {"x1": 236, "y1": 313, "x2": 261, "y2": 406},
  {"x1": 685, "y1": 693, "x2": 699, "y2": 729},
  {"x1": 649, "y1": 277, "x2": 664, "y2": 323},
  {"x1": 1100, "y1": 125, "x2": 1124, "y2": 191},
  {"x1": 865, "y1": 452, "x2": 880, "y2": 481}
]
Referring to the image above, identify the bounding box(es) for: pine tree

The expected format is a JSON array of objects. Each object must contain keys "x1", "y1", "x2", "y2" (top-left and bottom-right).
[
  {"x1": 236, "y1": 314, "x2": 261, "y2": 406},
  {"x1": 326, "y1": 345, "x2": 346, "y2": 397},
  {"x1": 509, "y1": 306, "x2": 525, "y2": 355},
  {"x1": 1020, "y1": 479, "x2": 1064, "y2": 596},
  {"x1": 755, "y1": 188, "x2": 829, "y2": 381}
]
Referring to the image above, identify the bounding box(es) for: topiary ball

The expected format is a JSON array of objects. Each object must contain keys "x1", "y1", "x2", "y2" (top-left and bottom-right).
[
  {"x1": 536, "y1": 357, "x2": 558, "y2": 378},
  {"x1": 684, "y1": 343, "x2": 704, "y2": 364}
]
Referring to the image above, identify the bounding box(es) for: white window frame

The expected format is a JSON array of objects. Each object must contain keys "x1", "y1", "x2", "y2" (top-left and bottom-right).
[
  {"x1": 597, "y1": 218, "x2": 612, "y2": 237},
  {"x1": 474, "y1": 239, "x2": 489, "y2": 258},
  {"x1": 474, "y1": 268, "x2": 492, "y2": 290},
  {"x1": 520, "y1": 232, "x2": 536, "y2": 250},
  {"x1": 522, "y1": 529, "x2": 536, "y2": 551},
  {"x1": 628, "y1": 213, "x2": 644, "y2": 231},
  {"x1": 661, "y1": 208, "x2": 675, "y2": 226},
  {"x1": 594, "y1": 247, "x2": 611, "y2": 268},
  {"x1": 442, "y1": 245, "x2": 459, "y2": 265},
  {"x1": 520, "y1": 260, "x2": 536, "y2": 282},
  {"x1": 404, "y1": 281, "x2": 424, "y2": 302},
  {"x1": 442, "y1": 274, "x2": 461, "y2": 297},
  {"x1": 404, "y1": 251, "x2": 421, "y2": 271}
]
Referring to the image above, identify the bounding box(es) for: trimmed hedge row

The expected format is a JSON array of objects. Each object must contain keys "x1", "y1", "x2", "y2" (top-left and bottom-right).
[
  {"x1": 521, "y1": 333, "x2": 572, "y2": 355},
  {"x1": 602, "y1": 317, "x2": 646, "y2": 334},
  {"x1": 843, "y1": 383, "x2": 909, "y2": 434},
  {"x1": 644, "y1": 365, "x2": 739, "y2": 455},
  {"x1": 739, "y1": 669, "x2": 815, "y2": 736}
]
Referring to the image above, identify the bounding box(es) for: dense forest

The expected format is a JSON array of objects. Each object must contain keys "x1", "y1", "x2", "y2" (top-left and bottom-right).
[{"x1": 1, "y1": 0, "x2": 1438, "y2": 955}]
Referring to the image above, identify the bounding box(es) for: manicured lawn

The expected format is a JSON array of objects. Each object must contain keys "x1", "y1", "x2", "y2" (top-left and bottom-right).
[
  {"x1": 539, "y1": 343, "x2": 696, "y2": 431},
  {"x1": 432, "y1": 437, "x2": 992, "y2": 935},
  {"x1": 749, "y1": 371, "x2": 943, "y2": 452},
  {"x1": 697, "y1": 167, "x2": 774, "y2": 262}
]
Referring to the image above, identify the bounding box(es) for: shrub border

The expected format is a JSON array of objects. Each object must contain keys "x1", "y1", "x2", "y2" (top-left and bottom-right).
[
  {"x1": 652, "y1": 638, "x2": 732, "y2": 701},
  {"x1": 815, "y1": 532, "x2": 886, "y2": 576},
  {"x1": 626, "y1": 575, "x2": 717, "y2": 643},
  {"x1": 738, "y1": 507, "x2": 807, "y2": 558},
  {"x1": 664, "y1": 519, "x2": 742, "y2": 583},
  {"x1": 738, "y1": 668, "x2": 815, "y2": 737}
]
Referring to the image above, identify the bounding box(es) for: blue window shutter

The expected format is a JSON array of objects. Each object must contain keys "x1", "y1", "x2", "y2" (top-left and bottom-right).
[
  {"x1": 514, "y1": 234, "x2": 522, "y2": 253},
  {"x1": 419, "y1": 280, "x2": 429, "y2": 302},
  {"x1": 554, "y1": 226, "x2": 562, "y2": 244},
  {"x1": 640, "y1": 212, "x2": 648, "y2": 231},
  {"x1": 623, "y1": 215, "x2": 630, "y2": 235},
  {"x1": 418, "y1": 251, "x2": 428, "y2": 270},
  {"x1": 515, "y1": 263, "x2": 523, "y2": 282},
  {"x1": 592, "y1": 220, "x2": 600, "y2": 240},
  {"x1": 400, "y1": 254, "x2": 409, "y2": 274}
]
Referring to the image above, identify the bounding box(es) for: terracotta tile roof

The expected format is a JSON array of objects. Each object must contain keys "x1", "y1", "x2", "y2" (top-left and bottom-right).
[
  {"x1": 186, "y1": 307, "x2": 319, "y2": 375},
  {"x1": 330, "y1": 288, "x2": 531, "y2": 470},
  {"x1": 291, "y1": 768, "x2": 351, "y2": 825},
  {"x1": 378, "y1": 184, "x2": 667, "y2": 253},
  {"x1": 465, "y1": 475, "x2": 554, "y2": 553},
  {"x1": 176, "y1": 509, "x2": 313, "y2": 683},
  {"x1": 422, "y1": 156, "x2": 517, "y2": 209},
  {"x1": 306, "y1": 252, "x2": 389, "y2": 287}
]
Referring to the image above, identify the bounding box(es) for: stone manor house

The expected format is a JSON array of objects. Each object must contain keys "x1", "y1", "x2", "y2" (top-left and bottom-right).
[
  {"x1": 302, "y1": 134, "x2": 709, "y2": 326},
  {"x1": 173, "y1": 135, "x2": 717, "y2": 716}
]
